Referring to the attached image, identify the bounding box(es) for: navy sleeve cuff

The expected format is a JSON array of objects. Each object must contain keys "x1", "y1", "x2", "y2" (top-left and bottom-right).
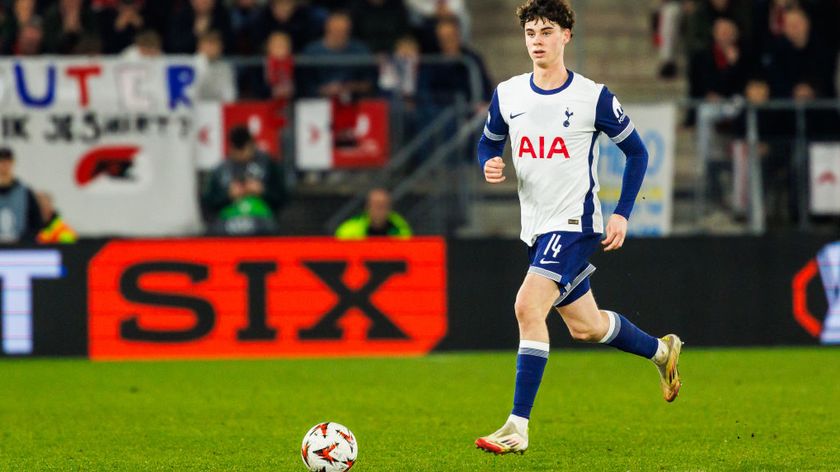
[{"x1": 477, "y1": 133, "x2": 506, "y2": 170}]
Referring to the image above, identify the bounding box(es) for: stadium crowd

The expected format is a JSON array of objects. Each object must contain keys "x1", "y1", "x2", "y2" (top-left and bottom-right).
[
  {"x1": 1, "y1": 0, "x2": 836, "y2": 237},
  {"x1": 2, "y1": 0, "x2": 483, "y2": 239},
  {"x1": 654, "y1": 0, "x2": 839, "y2": 104},
  {"x1": 0, "y1": 0, "x2": 493, "y2": 104},
  {"x1": 654, "y1": 0, "x2": 840, "y2": 227}
]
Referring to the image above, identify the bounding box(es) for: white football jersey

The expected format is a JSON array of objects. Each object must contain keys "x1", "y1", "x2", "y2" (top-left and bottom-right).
[{"x1": 483, "y1": 71, "x2": 635, "y2": 245}]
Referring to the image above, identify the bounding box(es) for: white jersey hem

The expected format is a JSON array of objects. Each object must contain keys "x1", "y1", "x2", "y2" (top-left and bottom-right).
[{"x1": 522, "y1": 224, "x2": 603, "y2": 246}]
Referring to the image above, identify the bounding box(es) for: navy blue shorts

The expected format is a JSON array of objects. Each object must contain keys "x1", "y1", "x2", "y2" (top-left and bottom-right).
[{"x1": 527, "y1": 231, "x2": 601, "y2": 307}]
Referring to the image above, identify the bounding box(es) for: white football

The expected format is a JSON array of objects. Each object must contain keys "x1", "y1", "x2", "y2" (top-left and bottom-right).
[{"x1": 300, "y1": 422, "x2": 358, "y2": 472}]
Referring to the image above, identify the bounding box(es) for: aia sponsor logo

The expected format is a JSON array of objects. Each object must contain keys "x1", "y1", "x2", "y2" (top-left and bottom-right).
[{"x1": 518, "y1": 136, "x2": 570, "y2": 159}]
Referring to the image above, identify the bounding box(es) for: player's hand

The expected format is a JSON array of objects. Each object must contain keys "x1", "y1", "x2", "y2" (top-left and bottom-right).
[
  {"x1": 484, "y1": 157, "x2": 506, "y2": 183},
  {"x1": 244, "y1": 178, "x2": 264, "y2": 195},
  {"x1": 602, "y1": 214, "x2": 628, "y2": 251},
  {"x1": 228, "y1": 181, "x2": 245, "y2": 200}
]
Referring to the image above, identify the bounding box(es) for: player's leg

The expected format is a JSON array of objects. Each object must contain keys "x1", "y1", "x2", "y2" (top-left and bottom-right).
[
  {"x1": 475, "y1": 272, "x2": 558, "y2": 455},
  {"x1": 511, "y1": 273, "x2": 559, "y2": 420},
  {"x1": 555, "y1": 286, "x2": 682, "y2": 401}
]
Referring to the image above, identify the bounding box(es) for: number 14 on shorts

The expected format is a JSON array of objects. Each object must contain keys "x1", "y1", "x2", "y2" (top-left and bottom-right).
[{"x1": 540, "y1": 234, "x2": 563, "y2": 264}]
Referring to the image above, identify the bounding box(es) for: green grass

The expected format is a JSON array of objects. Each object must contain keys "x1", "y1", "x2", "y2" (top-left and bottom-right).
[{"x1": 1, "y1": 348, "x2": 839, "y2": 471}]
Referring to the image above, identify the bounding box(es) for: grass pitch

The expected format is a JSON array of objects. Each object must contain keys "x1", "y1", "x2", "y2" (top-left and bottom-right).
[{"x1": 2, "y1": 348, "x2": 839, "y2": 471}]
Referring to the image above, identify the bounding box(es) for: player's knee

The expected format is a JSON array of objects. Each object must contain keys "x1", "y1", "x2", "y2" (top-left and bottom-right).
[
  {"x1": 568, "y1": 324, "x2": 602, "y2": 343},
  {"x1": 514, "y1": 299, "x2": 543, "y2": 327}
]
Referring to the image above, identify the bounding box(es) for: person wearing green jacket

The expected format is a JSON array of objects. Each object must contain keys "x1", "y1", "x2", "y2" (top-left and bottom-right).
[
  {"x1": 335, "y1": 188, "x2": 412, "y2": 239},
  {"x1": 202, "y1": 126, "x2": 285, "y2": 236}
]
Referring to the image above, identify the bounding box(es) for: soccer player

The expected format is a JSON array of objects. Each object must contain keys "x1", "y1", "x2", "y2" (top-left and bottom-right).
[{"x1": 474, "y1": 0, "x2": 682, "y2": 455}]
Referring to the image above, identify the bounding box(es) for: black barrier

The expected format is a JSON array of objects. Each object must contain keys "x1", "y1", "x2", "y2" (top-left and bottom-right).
[
  {"x1": 0, "y1": 235, "x2": 835, "y2": 358},
  {"x1": 442, "y1": 235, "x2": 835, "y2": 349},
  {"x1": 31, "y1": 243, "x2": 100, "y2": 356}
]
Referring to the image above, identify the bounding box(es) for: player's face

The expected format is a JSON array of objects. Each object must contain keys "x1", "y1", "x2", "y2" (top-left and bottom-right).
[{"x1": 524, "y1": 18, "x2": 570, "y2": 67}]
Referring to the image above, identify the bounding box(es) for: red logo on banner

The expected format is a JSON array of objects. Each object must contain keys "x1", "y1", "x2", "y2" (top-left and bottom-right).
[
  {"x1": 75, "y1": 145, "x2": 139, "y2": 186},
  {"x1": 88, "y1": 238, "x2": 447, "y2": 359},
  {"x1": 817, "y1": 171, "x2": 837, "y2": 185}
]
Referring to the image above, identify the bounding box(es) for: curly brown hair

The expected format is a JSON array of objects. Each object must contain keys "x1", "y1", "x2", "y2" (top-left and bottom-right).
[{"x1": 516, "y1": 0, "x2": 575, "y2": 30}]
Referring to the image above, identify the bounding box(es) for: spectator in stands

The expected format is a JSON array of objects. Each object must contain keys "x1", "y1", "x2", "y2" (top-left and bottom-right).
[
  {"x1": 238, "y1": 29, "x2": 296, "y2": 100},
  {"x1": 696, "y1": 18, "x2": 747, "y2": 100},
  {"x1": 683, "y1": 0, "x2": 752, "y2": 52},
  {"x1": 379, "y1": 35, "x2": 420, "y2": 103},
  {"x1": 301, "y1": 11, "x2": 374, "y2": 100},
  {"x1": 166, "y1": 0, "x2": 231, "y2": 54},
  {"x1": 683, "y1": 0, "x2": 751, "y2": 108},
  {"x1": 202, "y1": 126, "x2": 285, "y2": 236},
  {"x1": 741, "y1": 77, "x2": 798, "y2": 225},
  {"x1": 0, "y1": 0, "x2": 37, "y2": 54},
  {"x1": 738, "y1": 8, "x2": 840, "y2": 224},
  {"x1": 42, "y1": 0, "x2": 98, "y2": 54},
  {"x1": 652, "y1": 0, "x2": 682, "y2": 78},
  {"x1": 379, "y1": 35, "x2": 420, "y2": 139},
  {"x1": 97, "y1": 0, "x2": 146, "y2": 54},
  {"x1": 349, "y1": 0, "x2": 409, "y2": 54},
  {"x1": 765, "y1": 8, "x2": 834, "y2": 100},
  {"x1": 335, "y1": 188, "x2": 412, "y2": 239},
  {"x1": 257, "y1": 0, "x2": 324, "y2": 53},
  {"x1": 265, "y1": 31, "x2": 295, "y2": 101},
  {"x1": 195, "y1": 30, "x2": 236, "y2": 102},
  {"x1": 12, "y1": 16, "x2": 43, "y2": 55},
  {"x1": 230, "y1": 0, "x2": 262, "y2": 55},
  {"x1": 405, "y1": 0, "x2": 470, "y2": 52},
  {"x1": 35, "y1": 192, "x2": 77, "y2": 244},
  {"x1": 241, "y1": 0, "x2": 322, "y2": 97},
  {"x1": 744, "y1": 77, "x2": 771, "y2": 105},
  {"x1": 0, "y1": 147, "x2": 43, "y2": 244},
  {"x1": 693, "y1": 16, "x2": 751, "y2": 215},
  {"x1": 773, "y1": 9, "x2": 840, "y2": 139},
  {"x1": 751, "y1": 0, "x2": 796, "y2": 65},
  {"x1": 121, "y1": 28, "x2": 161, "y2": 58},
  {"x1": 417, "y1": 16, "x2": 491, "y2": 107}
]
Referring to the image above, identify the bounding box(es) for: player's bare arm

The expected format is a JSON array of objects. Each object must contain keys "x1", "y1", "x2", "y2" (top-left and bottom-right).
[{"x1": 484, "y1": 157, "x2": 506, "y2": 183}]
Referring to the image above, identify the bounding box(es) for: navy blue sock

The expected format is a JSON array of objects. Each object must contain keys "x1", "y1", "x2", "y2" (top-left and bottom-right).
[
  {"x1": 599, "y1": 311, "x2": 658, "y2": 359},
  {"x1": 511, "y1": 340, "x2": 549, "y2": 419}
]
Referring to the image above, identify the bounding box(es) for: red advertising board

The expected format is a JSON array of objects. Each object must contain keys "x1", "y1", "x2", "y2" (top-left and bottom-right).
[
  {"x1": 88, "y1": 238, "x2": 447, "y2": 360},
  {"x1": 332, "y1": 100, "x2": 389, "y2": 168},
  {"x1": 223, "y1": 101, "x2": 284, "y2": 157},
  {"x1": 295, "y1": 99, "x2": 390, "y2": 170}
]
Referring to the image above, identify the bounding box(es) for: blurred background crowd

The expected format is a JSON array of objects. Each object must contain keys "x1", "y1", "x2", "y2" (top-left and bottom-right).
[
  {"x1": 655, "y1": 0, "x2": 838, "y2": 105},
  {"x1": 0, "y1": 0, "x2": 493, "y2": 104},
  {"x1": 0, "y1": 0, "x2": 838, "y2": 243},
  {"x1": 653, "y1": 0, "x2": 839, "y2": 228}
]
